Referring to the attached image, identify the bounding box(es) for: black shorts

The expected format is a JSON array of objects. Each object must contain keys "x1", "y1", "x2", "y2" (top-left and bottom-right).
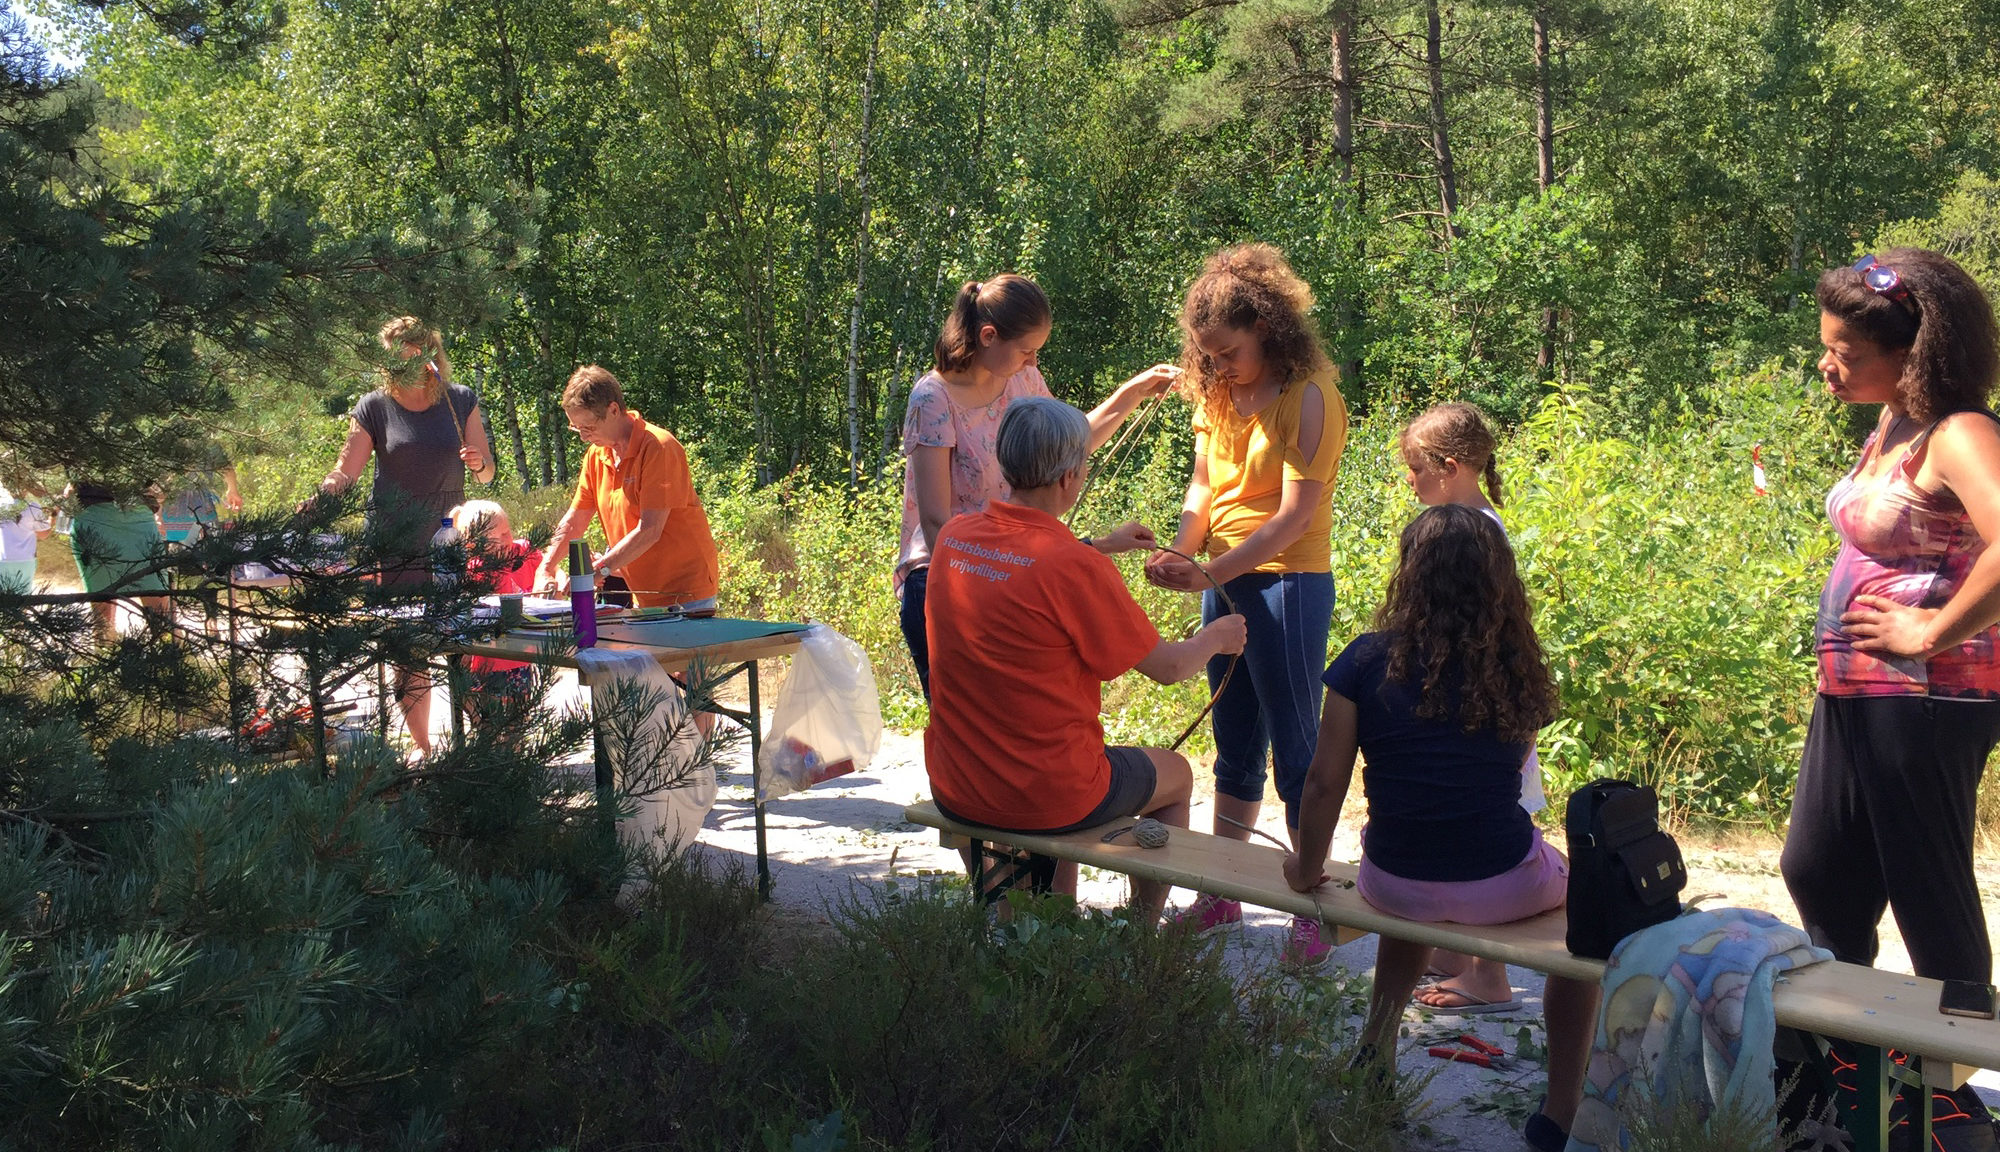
[{"x1": 936, "y1": 746, "x2": 1158, "y2": 835}]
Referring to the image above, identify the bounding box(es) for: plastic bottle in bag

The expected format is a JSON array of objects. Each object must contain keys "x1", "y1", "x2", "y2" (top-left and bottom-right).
[{"x1": 761, "y1": 735, "x2": 855, "y2": 801}]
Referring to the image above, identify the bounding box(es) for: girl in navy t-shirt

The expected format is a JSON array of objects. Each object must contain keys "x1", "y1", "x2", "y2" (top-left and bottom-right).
[{"x1": 1281, "y1": 504, "x2": 1596, "y2": 1152}]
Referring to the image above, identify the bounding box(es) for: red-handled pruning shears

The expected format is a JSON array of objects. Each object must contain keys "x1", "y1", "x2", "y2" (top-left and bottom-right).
[{"x1": 1426, "y1": 1033, "x2": 1517, "y2": 1069}]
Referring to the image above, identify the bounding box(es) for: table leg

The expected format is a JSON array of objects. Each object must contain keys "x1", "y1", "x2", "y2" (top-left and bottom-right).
[
  {"x1": 226, "y1": 582, "x2": 245, "y2": 752},
  {"x1": 748, "y1": 660, "x2": 770, "y2": 901},
  {"x1": 1854, "y1": 1044, "x2": 1891, "y2": 1152},
  {"x1": 375, "y1": 656, "x2": 390, "y2": 745},
  {"x1": 590, "y1": 675, "x2": 616, "y2": 857},
  {"x1": 446, "y1": 653, "x2": 465, "y2": 747}
]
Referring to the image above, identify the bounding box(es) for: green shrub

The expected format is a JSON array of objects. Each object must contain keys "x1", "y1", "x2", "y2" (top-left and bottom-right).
[{"x1": 734, "y1": 885, "x2": 1408, "y2": 1152}]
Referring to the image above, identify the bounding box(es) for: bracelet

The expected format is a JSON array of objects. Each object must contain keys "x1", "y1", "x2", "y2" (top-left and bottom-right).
[{"x1": 1080, "y1": 536, "x2": 1094, "y2": 549}]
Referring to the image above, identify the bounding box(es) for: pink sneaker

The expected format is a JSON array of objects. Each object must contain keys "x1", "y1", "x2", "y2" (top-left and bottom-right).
[
  {"x1": 1283, "y1": 915, "x2": 1332, "y2": 969},
  {"x1": 1167, "y1": 894, "x2": 1242, "y2": 936}
]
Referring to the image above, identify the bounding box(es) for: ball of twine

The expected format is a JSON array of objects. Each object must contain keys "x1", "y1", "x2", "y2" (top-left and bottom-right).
[{"x1": 1131, "y1": 817, "x2": 1170, "y2": 849}]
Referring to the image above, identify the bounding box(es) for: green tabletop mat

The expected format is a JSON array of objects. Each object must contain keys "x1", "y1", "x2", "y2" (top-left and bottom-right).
[{"x1": 587, "y1": 617, "x2": 809, "y2": 649}]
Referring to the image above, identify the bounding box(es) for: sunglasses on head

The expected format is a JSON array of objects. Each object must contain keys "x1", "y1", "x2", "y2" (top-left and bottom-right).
[{"x1": 1852, "y1": 254, "x2": 1917, "y2": 316}]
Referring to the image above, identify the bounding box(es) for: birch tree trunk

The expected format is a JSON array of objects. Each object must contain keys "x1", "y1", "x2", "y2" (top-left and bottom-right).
[
  {"x1": 844, "y1": 0, "x2": 884, "y2": 488},
  {"x1": 535, "y1": 390, "x2": 553, "y2": 488},
  {"x1": 1535, "y1": 3, "x2": 1558, "y2": 375},
  {"x1": 493, "y1": 333, "x2": 531, "y2": 483},
  {"x1": 1331, "y1": 0, "x2": 1365, "y2": 392},
  {"x1": 534, "y1": 310, "x2": 568, "y2": 486}
]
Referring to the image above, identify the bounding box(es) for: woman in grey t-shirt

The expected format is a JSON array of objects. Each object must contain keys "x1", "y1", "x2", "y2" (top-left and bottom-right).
[{"x1": 317, "y1": 316, "x2": 497, "y2": 756}]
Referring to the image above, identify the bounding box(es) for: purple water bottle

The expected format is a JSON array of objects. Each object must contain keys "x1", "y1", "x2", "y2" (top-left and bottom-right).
[{"x1": 568, "y1": 539, "x2": 597, "y2": 648}]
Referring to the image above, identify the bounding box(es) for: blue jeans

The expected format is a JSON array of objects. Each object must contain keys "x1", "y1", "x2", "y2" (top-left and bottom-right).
[{"x1": 1202, "y1": 570, "x2": 1335, "y2": 829}]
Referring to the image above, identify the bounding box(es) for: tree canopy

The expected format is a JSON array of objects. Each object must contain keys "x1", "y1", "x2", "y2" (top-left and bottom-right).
[{"x1": 13, "y1": 0, "x2": 1995, "y2": 492}]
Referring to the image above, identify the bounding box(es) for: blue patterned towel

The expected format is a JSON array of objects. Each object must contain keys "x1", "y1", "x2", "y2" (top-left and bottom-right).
[{"x1": 1566, "y1": 907, "x2": 1833, "y2": 1151}]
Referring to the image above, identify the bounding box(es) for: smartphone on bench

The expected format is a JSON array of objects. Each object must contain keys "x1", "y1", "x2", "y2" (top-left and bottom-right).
[{"x1": 1939, "y1": 979, "x2": 1997, "y2": 1020}]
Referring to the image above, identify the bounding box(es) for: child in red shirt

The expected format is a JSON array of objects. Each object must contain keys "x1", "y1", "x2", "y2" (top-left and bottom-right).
[{"x1": 451, "y1": 499, "x2": 536, "y2": 725}]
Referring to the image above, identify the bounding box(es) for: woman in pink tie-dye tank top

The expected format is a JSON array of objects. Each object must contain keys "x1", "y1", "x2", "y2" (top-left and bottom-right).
[{"x1": 1780, "y1": 250, "x2": 2000, "y2": 1025}]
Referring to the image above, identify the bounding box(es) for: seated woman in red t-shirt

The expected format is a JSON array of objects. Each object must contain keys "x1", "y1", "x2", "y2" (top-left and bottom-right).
[{"x1": 923, "y1": 397, "x2": 1247, "y2": 917}]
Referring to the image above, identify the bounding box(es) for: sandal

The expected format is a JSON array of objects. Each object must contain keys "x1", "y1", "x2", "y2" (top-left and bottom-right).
[{"x1": 1414, "y1": 981, "x2": 1524, "y2": 1015}]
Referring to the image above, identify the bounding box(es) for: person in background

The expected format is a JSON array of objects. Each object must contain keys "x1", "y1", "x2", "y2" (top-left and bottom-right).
[
  {"x1": 159, "y1": 446, "x2": 242, "y2": 546},
  {"x1": 315, "y1": 316, "x2": 497, "y2": 756},
  {"x1": 895, "y1": 273, "x2": 1178, "y2": 698},
  {"x1": 449, "y1": 498, "x2": 536, "y2": 727},
  {"x1": 923, "y1": 398, "x2": 1246, "y2": 917},
  {"x1": 0, "y1": 479, "x2": 52, "y2": 593},
  {"x1": 1283, "y1": 505, "x2": 1591, "y2": 1152},
  {"x1": 66, "y1": 478, "x2": 170, "y2": 642},
  {"x1": 1395, "y1": 401, "x2": 1545, "y2": 1014},
  {"x1": 1145, "y1": 243, "x2": 1349, "y2": 968},
  {"x1": 534, "y1": 365, "x2": 718, "y2": 613}
]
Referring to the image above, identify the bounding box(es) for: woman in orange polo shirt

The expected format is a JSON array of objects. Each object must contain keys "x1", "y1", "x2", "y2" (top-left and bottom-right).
[
  {"x1": 533, "y1": 365, "x2": 719, "y2": 612},
  {"x1": 1144, "y1": 243, "x2": 1348, "y2": 968}
]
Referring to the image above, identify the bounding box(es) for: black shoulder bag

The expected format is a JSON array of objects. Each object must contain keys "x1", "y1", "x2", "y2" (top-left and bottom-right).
[{"x1": 1564, "y1": 779, "x2": 1688, "y2": 959}]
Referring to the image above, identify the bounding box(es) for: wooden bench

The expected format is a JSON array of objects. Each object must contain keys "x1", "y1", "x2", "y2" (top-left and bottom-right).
[{"x1": 905, "y1": 800, "x2": 2000, "y2": 1152}]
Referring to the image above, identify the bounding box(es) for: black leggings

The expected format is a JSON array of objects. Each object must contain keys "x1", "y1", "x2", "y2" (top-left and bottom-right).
[
  {"x1": 899, "y1": 565, "x2": 931, "y2": 700},
  {"x1": 1780, "y1": 693, "x2": 2000, "y2": 983}
]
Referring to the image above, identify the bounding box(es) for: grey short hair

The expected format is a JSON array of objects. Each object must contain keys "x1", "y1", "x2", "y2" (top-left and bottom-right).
[{"x1": 997, "y1": 397, "x2": 1090, "y2": 490}]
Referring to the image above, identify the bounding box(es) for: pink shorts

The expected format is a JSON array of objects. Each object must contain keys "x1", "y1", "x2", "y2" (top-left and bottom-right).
[{"x1": 1357, "y1": 830, "x2": 1569, "y2": 925}]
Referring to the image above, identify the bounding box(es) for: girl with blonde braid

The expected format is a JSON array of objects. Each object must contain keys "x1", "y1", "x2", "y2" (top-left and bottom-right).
[{"x1": 1398, "y1": 401, "x2": 1548, "y2": 1013}]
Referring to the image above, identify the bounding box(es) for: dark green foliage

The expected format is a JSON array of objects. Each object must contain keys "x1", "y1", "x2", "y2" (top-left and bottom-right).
[
  {"x1": 744, "y1": 887, "x2": 1402, "y2": 1151},
  {"x1": 0, "y1": 761, "x2": 569, "y2": 1149},
  {"x1": 456, "y1": 875, "x2": 1411, "y2": 1152}
]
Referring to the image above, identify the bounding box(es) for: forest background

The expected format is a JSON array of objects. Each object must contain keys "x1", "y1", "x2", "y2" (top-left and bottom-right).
[{"x1": 14, "y1": 0, "x2": 2000, "y2": 822}]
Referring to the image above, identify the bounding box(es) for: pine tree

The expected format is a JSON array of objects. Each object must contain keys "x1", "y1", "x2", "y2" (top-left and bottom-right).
[{"x1": 0, "y1": 9, "x2": 706, "y2": 1145}]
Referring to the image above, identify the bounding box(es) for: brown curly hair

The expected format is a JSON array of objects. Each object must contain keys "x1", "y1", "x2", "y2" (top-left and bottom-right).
[
  {"x1": 1402, "y1": 401, "x2": 1506, "y2": 508},
  {"x1": 1177, "y1": 244, "x2": 1332, "y2": 426},
  {"x1": 1815, "y1": 248, "x2": 1999, "y2": 425},
  {"x1": 1375, "y1": 504, "x2": 1557, "y2": 743}
]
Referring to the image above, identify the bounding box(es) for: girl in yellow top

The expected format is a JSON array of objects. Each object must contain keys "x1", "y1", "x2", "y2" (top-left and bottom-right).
[{"x1": 1145, "y1": 243, "x2": 1349, "y2": 967}]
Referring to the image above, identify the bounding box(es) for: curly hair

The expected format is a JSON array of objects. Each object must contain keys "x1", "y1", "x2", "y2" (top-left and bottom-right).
[
  {"x1": 1815, "y1": 248, "x2": 1999, "y2": 425},
  {"x1": 1402, "y1": 401, "x2": 1506, "y2": 508},
  {"x1": 1375, "y1": 504, "x2": 1557, "y2": 743},
  {"x1": 1176, "y1": 244, "x2": 1332, "y2": 426},
  {"x1": 378, "y1": 316, "x2": 453, "y2": 405}
]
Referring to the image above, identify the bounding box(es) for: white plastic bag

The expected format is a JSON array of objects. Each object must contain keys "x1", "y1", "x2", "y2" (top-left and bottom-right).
[
  {"x1": 575, "y1": 647, "x2": 716, "y2": 854},
  {"x1": 757, "y1": 625, "x2": 882, "y2": 802}
]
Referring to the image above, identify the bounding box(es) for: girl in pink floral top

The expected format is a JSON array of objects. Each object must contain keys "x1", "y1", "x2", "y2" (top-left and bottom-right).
[
  {"x1": 1782, "y1": 249, "x2": 2000, "y2": 1015},
  {"x1": 896, "y1": 274, "x2": 1176, "y2": 698}
]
